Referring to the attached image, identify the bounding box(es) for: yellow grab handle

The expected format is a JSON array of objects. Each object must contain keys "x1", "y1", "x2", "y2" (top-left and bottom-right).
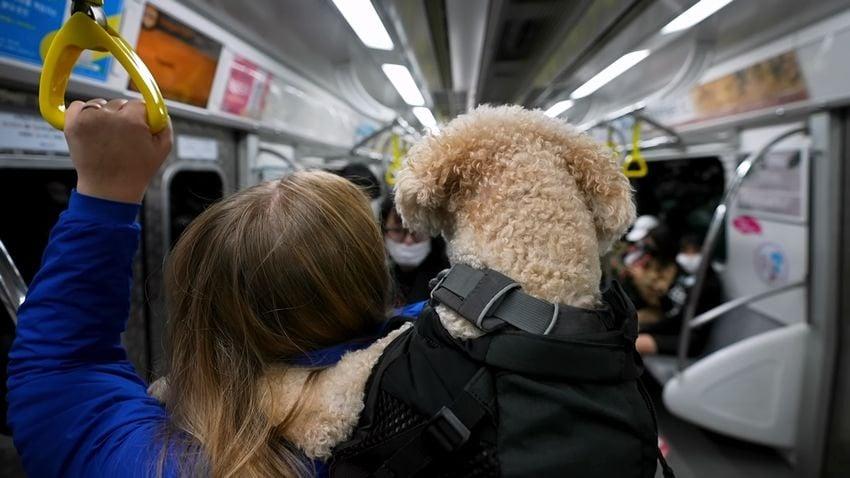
[
  {"x1": 622, "y1": 119, "x2": 648, "y2": 178},
  {"x1": 39, "y1": 12, "x2": 168, "y2": 133},
  {"x1": 385, "y1": 134, "x2": 405, "y2": 187}
]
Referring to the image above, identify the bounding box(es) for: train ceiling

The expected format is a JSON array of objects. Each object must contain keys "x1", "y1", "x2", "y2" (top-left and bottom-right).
[{"x1": 186, "y1": 0, "x2": 850, "y2": 128}]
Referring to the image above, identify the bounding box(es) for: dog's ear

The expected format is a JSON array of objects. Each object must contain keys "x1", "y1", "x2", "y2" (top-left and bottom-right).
[
  {"x1": 559, "y1": 133, "x2": 636, "y2": 253},
  {"x1": 393, "y1": 134, "x2": 451, "y2": 235}
]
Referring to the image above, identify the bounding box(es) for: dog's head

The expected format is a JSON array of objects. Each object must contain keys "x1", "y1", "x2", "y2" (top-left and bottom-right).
[{"x1": 395, "y1": 105, "x2": 634, "y2": 305}]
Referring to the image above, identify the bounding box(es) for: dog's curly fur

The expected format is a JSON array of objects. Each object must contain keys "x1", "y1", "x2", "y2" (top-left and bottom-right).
[{"x1": 395, "y1": 105, "x2": 635, "y2": 337}]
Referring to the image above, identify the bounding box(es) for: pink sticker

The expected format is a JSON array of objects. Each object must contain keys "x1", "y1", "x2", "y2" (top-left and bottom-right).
[{"x1": 733, "y1": 215, "x2": 762, "y2": 235}]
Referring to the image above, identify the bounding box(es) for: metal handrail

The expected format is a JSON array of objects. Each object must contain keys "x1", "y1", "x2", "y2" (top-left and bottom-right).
[
  {"x1": 0, "y1": 238, "x2": 26, "y2": 324},
  {"x1": 676, "y1": 126, "x2": 808, "y2": 371},
  {"x1": 633, "y1": 112, "x2": 684, "y2": 149},
  {"x1": 688, "y1": 280, "x2": 805, "y2": 329},
  {"x1": 254, "y1": 147, "x2": 302, "y2": 172},
  {"x1": 347, "y1": 116, "x2": 420, "y2": 158}
]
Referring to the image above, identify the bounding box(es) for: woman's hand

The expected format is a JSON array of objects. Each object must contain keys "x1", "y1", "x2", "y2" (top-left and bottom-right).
[{"x1": 65, "y1": 98, "x2": 172, "y2": 204}]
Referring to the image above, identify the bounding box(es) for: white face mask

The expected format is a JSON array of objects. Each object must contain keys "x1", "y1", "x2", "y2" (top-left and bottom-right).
[
  {"x1": 386, "y1": 237, "x2": 431, "y2": 268},
  {"x1": 676, "y1": 253, "x2": 702, "y2": 275},
  {"x1": 370, "y1": 199, "x2": 382, "y2": 220}
]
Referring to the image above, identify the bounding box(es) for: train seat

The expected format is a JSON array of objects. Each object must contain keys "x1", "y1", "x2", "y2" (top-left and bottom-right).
[
  {"x1": 643, "y1": 305, "x2": 785, "y2": 385},
  {"x1": 660, "y1": 316, "x2": 808, "y2": 448}
]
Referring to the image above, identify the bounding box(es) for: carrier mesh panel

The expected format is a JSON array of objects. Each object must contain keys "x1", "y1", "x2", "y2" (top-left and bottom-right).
[{"x1": 348, "y1": 390, "x2": 427, "y2": 453}]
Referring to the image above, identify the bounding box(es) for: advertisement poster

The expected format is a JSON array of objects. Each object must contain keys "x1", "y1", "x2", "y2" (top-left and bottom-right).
[
  {"x1": 691, "y1": 52, "x2": 809, "y2": 120},
  {"x1": 736, "y1": 149, "x2": 807, "y2": 221},
  {"x1": 0, "y1": 0, "x2": 65, "y2": 66},
  {"x1": 0, "y1": 111, "x2": 68, "y2": 153},
  {"x1": 221, "y1": 56, "x2": 271, "y2": 119},
  {"x1": 0, "y1": 0, "x2": 123, "y2": 82},
  {"x1": 133, "y1": 4, "x2": 221, "y2": 107}
]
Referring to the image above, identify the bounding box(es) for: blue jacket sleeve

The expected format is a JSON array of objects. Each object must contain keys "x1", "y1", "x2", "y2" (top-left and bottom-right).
[{"x1": 7, "y1": 191, "x2": 176, "y2": 477}]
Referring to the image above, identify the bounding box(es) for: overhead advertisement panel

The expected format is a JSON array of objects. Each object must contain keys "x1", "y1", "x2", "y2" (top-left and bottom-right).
[
  {"x1": 0, "y1": 1, "x2": 65, "y2": 66},
  {"x1": 690, "y1": 52, "x2": 809, "y2": 121},
  {"x1": 132, "y1": 3, "x2": 221, "y2": 108},
  {"x1": 647, "y1": 51, "x2": 811, "y2": 127},
  {"x1": 221, "y1": 56, "x2": 272, "y2": 120},
  {"x1": 0, "y1": 0, "x2": 123, "y2": 82}
]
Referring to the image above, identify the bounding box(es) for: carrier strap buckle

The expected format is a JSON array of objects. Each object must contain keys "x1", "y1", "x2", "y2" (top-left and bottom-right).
[
  {"x1": 369, "y1": 368, "x2": 493, "y2": 478},
  {"x1": 430, "y1": 264, "x2": 564, "y2": 335},
  {"x1": 426, "y1": 407, "x2": 471, "y2": 452}
]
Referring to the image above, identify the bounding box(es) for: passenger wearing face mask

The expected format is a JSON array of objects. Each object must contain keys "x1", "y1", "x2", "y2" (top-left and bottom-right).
[
  {"x1": 381, "y1": 196, "x2": 450, "y2": 305},
  {"x1": 635, "y1": 233, "x2": 723, "y2": 356}
]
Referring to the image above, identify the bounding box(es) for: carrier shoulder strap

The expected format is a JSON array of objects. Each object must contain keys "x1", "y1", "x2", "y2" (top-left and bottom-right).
[
  {"x1": 430, "y1": 264, "x2": 613, "y2": 336},
  {"x1": 370, "y1": 367, "x2": 494, "y2": 478}
]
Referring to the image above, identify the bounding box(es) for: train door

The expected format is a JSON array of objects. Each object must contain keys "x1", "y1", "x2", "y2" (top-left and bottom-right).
[
  {"x1": 141, "y1": 119, "x2": 237, "y2": 377},
  {"x1": 635, "y1": 113, "x2": 847, "y2": 476}
]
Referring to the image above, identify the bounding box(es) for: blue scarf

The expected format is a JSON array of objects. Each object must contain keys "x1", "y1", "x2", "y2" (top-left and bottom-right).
[{"x1": 294, "y1": 301, "x2": 426, "y2": 476}]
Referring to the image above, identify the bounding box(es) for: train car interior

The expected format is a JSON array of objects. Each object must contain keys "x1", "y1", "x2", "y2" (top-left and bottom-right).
[{"x1": 1, "y1": 0, "x2": 849, "y2": 476}]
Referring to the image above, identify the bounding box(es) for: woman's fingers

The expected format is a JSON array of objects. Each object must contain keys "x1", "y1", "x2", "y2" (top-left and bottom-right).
[
  {"x1": 80, "y1": 98, "x2": 107, "y2": 113},
  {"x1": 103, "y1": 98, "x2": 130, "y2": 113}
]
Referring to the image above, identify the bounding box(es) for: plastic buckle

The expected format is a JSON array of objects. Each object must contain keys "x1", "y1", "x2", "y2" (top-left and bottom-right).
[{"x1": 426, "y1": 407, "x2": 471, "y2": 452}]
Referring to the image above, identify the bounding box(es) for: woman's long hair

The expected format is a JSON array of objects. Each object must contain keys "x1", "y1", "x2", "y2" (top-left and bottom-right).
[{"x1": 161, "y1": 171, "x2": 390, "y2": 477}]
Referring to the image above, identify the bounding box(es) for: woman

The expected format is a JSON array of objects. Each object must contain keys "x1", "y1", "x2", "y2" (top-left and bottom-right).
[
  {"x1": 381, "y1": 197, "x2": 449, "y2": 305},
  {"x1": 7, "y1": 99, "x2": 394, "y2": 477}
]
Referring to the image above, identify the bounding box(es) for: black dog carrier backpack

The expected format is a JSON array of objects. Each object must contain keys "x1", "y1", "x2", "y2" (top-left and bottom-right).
[{"x1": 330, "y1": 264, "x2": 674, "y2": 478}]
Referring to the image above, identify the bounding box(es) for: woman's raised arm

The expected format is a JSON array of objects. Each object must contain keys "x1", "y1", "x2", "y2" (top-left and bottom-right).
[{"x1": 7, "y1": 100, "x2": 176, "y2": 477}]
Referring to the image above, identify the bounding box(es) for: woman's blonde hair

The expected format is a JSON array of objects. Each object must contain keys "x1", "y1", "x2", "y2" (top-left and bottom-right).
[{"x1": 161, "y1": 171, "x2": 390, "y2": 477}]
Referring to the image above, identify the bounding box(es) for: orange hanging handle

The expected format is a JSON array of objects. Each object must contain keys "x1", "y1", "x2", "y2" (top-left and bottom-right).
[{"x1": 39, "y1": 3, "x2": 168, "y2": 133}]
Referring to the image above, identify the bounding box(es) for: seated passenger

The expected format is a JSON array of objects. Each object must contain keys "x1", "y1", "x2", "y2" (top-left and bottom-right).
[
  {"x1": 635, "y1": 232, "x2": 723, "y2": 356},
  {"x1": 627, "y1": 224, "x2": 679, "y2": 325},
  {"x1": 6, "y1": 99, "x2": 401, "y2": 477},
  {"x1": 381, "y1": 197, "x2": 450, "y2": 305}
]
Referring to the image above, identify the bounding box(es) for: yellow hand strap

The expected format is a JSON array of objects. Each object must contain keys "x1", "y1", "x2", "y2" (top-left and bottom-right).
[
  {"x1": 606, "y1": 125, "x2": 620, "y2": 157},
  {"x1": 385, "y1": 134, "x2": 405, "y2": 187},
  {"x1": 39, "y1": 11, "x2": 168, "y2": 133},
  {"x1": 622, "y1": 119, "x2": 648, "y2": 178}
]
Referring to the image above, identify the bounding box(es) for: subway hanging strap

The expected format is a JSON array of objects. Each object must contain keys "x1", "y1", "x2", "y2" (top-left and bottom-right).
[
  {"x1": 622, "y1": 119, "x2": 648, "y2": 178},
  {"x1": 39, "y1": 0, "x2": 168, "y2": 132}
]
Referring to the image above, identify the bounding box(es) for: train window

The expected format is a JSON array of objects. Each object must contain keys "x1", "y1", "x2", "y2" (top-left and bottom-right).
[
  {"x1": 167, "y1": 170, "x2": 224, "y2": 248},
  {"x1": 629, "y1": 157, "x2": 725, "y2": 254}
]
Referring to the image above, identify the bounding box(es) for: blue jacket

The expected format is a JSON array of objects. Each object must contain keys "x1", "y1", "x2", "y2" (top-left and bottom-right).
[
  {"x1": 7, "y1": 192, "x2": 426, "y2": 477},
  {"x1": 7, "y1": 192, "x2": 179, "y2": 477}
]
